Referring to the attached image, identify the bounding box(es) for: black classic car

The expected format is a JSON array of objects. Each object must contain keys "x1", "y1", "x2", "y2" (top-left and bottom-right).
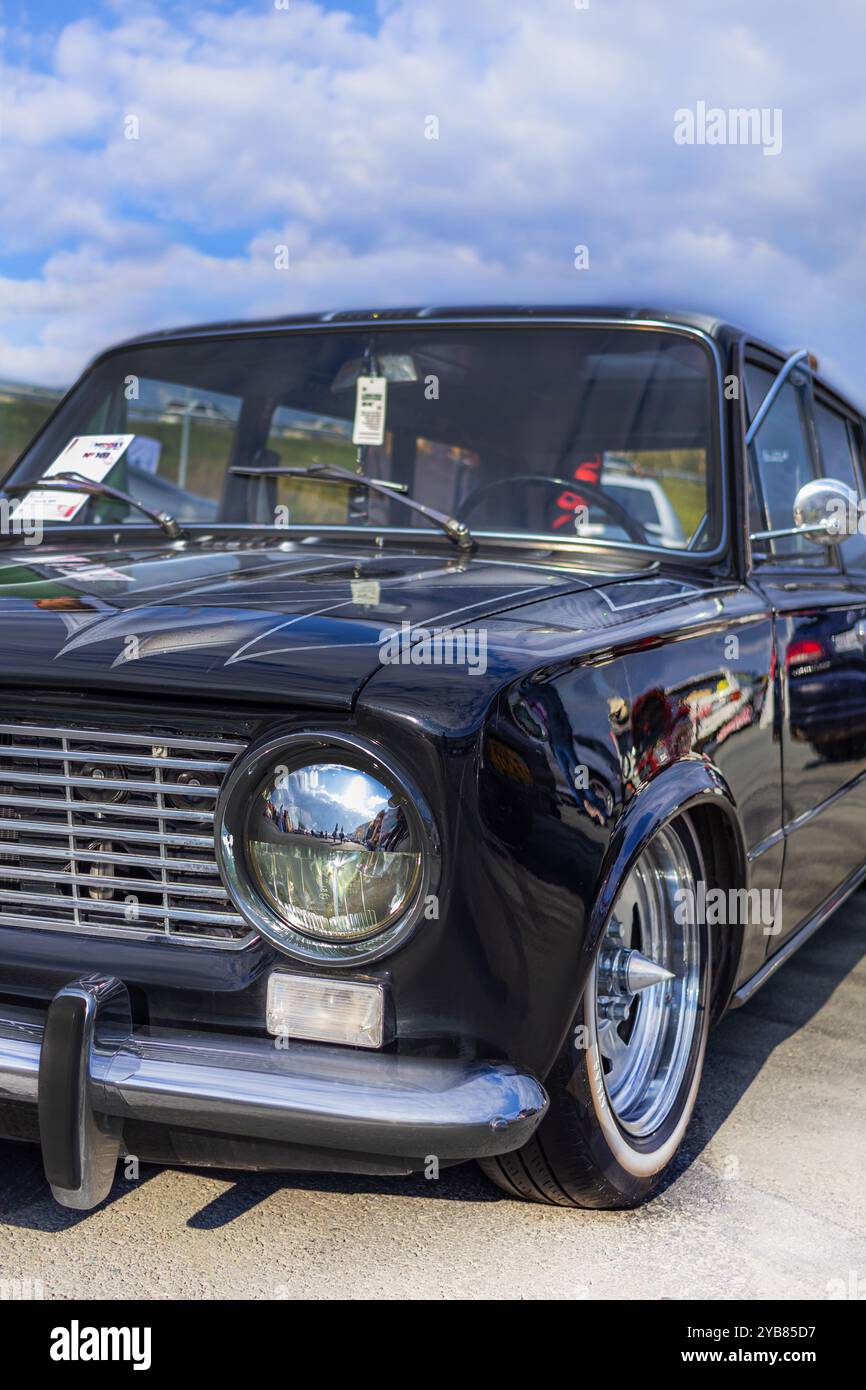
[{"x1": 0, "y1": 306, "x2": 863, "y2": 1211}]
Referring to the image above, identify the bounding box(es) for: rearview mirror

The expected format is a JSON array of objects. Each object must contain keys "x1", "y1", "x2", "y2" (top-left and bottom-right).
[{"x1": 750, "y1": 477, "x2": 860, "y2": 548}]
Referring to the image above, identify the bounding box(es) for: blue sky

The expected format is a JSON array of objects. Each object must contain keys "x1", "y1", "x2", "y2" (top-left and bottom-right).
[
  {"x1": 0, "y1": 0, "x2": 383, "y2": 31},
  {"x1": 1, "y1": 0, "x2": 865, "y2": 399}
]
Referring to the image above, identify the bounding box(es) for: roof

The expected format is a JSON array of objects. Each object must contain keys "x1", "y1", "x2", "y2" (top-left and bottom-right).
[
  {"x1": 102, "y1": 305, "x2": 859, "y2": 412},
  {"x1": 110, "y1": 305, "x2": 743, "y2": 352}
]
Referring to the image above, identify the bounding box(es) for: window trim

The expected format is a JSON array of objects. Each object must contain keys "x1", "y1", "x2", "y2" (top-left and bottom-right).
[{"x1": 744, "y1": 350, "x2": 839, "y2": 574}]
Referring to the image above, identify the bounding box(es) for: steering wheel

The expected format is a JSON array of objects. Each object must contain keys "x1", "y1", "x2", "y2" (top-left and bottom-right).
[{"x1": 457, "y1": 474, "x2": 650, "y2": 545}]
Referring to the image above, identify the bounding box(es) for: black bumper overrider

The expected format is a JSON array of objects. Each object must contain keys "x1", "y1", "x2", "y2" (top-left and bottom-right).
[{"x1": 0, "y1": 975, "x2": 548, "y2": 1208}]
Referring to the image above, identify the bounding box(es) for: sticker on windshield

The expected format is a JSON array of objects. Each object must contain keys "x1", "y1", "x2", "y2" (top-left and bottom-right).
[
  {"x1": 13, "y1": 434, "x2": 134, "y2": 523},
  {"x1": 352, "y1": 377, "x2": 387, "y2": 446}
]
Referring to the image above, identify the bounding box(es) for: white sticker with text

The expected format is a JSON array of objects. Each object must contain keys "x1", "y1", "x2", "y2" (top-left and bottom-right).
[
  {"x1": 352, "y1": 377, "x2": 387, "y2": 446},
  {"x1": 13, "y1": 434, "x2": 134, "y2": 523}
]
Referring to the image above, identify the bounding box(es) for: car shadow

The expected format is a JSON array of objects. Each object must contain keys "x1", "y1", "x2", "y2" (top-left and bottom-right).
[
  {"x1": 0, "y1": 1138, "x2": 164, "y2": 1230},
  {"x1": 185, "y1": 1161, "x2": 499, "y2": 1229},
  {"x1": 656, "y1": 902, "x2": 866, "y2": 1196},
  {"x1": 1, "y1": 902, "x2": 862, "y2": 1231}
]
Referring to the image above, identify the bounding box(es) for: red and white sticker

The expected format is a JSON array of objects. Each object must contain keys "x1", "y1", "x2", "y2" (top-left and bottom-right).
[{"x1": 13, "y1": 434, "x2": 135, "y2": 523}]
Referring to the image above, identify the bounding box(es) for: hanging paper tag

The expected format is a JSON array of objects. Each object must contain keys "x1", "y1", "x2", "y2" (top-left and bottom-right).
[
  {"x1": 13, "y1": 434, "x2": 135, "y2": 523},
  {"x1": 352, "y1": 377, "x2": 387, "y2": 447}
]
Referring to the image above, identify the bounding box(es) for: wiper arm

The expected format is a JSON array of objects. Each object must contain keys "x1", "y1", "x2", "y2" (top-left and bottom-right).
[
  {"x1": 4, "y1": 471, "x2": 188, "y2": 540},
  {"x1": 230, "y1": 463, "x2": 475, "y2": 553}
]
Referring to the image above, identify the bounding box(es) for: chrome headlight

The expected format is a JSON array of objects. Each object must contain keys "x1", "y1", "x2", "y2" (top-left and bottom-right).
[{"x1": 216, "y1": 732, "x2": 439, "y2": 964}]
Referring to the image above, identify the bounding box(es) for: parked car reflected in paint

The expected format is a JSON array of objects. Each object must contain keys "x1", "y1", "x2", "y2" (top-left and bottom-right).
[{"x1": 0, "y1": 307, "x2": 862, "y2": 1211}]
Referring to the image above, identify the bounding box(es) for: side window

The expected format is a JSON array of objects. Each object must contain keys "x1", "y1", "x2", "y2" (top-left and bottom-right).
[
  {"x1": 814, "y1": 402, "x2": 866, "y2": 569},
  {"x1": 745, "y1": 363, "x2": 823, "y2": 561}
]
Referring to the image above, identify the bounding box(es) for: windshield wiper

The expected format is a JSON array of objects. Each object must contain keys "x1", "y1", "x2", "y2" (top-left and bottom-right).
[
  {"x1": 4, "y1": 471, "x2": 188, "y2": 540},
  {"x1": 230, "y1": 463, "x2": 475, "y2": 553}
]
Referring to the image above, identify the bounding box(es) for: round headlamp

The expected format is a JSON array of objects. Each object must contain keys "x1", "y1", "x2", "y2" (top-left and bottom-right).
[{"x1": 216, "y1": 731, "x2": 439, "y2": 964}]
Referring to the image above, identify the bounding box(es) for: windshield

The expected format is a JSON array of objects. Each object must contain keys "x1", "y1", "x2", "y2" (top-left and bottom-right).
[{"x1": 3, "y1": 324, "x2": 721, "y2": 552}]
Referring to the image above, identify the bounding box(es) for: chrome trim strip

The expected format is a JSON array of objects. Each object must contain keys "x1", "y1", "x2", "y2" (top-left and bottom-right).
[
  {"x1": 745, "y1": 348, "x2": 810, "y2": 447},
  {"x1": 732, "y1": 857, "x2": 866, "y2": 1007},
  {"x1": 784, "y1": 763, "x2": 866, "y2": 837},
  {"x1": 747, "y1": 825, "x2": 785, "y2": 862}
]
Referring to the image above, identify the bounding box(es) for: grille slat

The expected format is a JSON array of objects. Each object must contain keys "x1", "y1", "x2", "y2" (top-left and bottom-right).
[
  {"x1": 0, "y1": 717, "x2": 253, "y2": 948},
  {"x1": 0, "y1": 895, "x2": 244, "y2": 928},
  {"x1": 0, "y1": 794, "x2": 215, "y2": 821},
  {"x1": 0, "y1": 911, "x2": 247, "y2": 942},
  {"x1": 0, "y1": 865, "x2": 231, "y2": 897},
  {"x1": 0, "y1": 746, "x2": 233, "y2": 773},
  {"x1": 0, "y1": 887, "x2": 245, "y2": 924},
  {"x1": 5, "y1": 842, "x2": 217, "y2": 873},
  {"x1": 0, "y1": 722, "x2": 247, "y2": 753},
  {"x1": 5, "y1": 769, "x2": 219, "y2": 796},
  {"x1": 0, "y1": 816, "x2": 214, "y2": 847}
]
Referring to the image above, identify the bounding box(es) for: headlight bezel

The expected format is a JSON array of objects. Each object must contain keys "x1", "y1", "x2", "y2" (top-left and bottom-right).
[{"x1": 215, "y1": 729, "x2": 440, "y2": 965}]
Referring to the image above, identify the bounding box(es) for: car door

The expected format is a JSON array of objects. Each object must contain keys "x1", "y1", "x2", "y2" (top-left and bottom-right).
[{"x1": 746, "y1": 353, "x2": 866, "y2": 949}]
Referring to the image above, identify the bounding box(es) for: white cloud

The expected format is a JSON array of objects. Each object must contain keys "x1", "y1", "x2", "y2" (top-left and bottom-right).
[{"x1": 0, "y1": 0, "x2": 864, "y2": 401}]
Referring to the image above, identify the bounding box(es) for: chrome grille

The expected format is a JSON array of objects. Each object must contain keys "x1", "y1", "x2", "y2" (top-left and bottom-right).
[{"x1": 0, "y1": 719, "x2": 254, "y2": 947}]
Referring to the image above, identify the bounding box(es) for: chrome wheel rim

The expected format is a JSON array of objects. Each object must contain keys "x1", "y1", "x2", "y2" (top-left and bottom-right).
[{"x1": 593, "y1": 824, "x2": 702, "y2": 1139}]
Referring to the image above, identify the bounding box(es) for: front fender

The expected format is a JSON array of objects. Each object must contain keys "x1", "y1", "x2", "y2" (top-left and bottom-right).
[{"x1": 361, "y1": 684, "x2": 749, "y2": 1082}]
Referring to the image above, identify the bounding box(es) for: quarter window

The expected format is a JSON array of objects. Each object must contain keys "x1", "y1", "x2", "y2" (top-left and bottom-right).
[
  {"x1": 746, "y1": 364, "x2": 823, "y2": 562},
  {"x1": 814, "y1": 402, "x2": 866, "y2": 569}
]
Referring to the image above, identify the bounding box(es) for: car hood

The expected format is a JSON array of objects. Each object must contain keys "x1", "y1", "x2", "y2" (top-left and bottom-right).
[{"x1": 0, "y1": 538, "x2": 682, "y2": 708}]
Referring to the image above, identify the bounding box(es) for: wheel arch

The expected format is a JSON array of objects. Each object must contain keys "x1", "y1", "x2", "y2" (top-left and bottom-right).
[{"x1": 587, "y1": 756, "x2": 749, "y2": 1025}]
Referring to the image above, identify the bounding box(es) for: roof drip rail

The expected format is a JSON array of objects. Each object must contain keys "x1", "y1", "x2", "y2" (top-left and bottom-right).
[{"x1": 745, "y1": 348, "x2": 812, "y2": 447}]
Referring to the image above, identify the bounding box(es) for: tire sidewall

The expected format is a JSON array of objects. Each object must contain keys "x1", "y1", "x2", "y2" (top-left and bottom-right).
[{"x1": 563, "y1": 814, "x2": 711, "y2": 1200}]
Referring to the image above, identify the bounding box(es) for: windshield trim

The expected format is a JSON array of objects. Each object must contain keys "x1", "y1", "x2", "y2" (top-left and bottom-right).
[
  {"x1": 2, "y1": 317, "x2": 728, "y2": 566},
  {"x1": 0, "y1": 520, "x2": 707, "y2": 567}
]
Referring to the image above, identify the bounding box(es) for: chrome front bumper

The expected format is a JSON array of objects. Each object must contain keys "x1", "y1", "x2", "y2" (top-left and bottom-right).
[{"x1": 0, "y1": 975, "x2": 548, "y2": 1209}]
